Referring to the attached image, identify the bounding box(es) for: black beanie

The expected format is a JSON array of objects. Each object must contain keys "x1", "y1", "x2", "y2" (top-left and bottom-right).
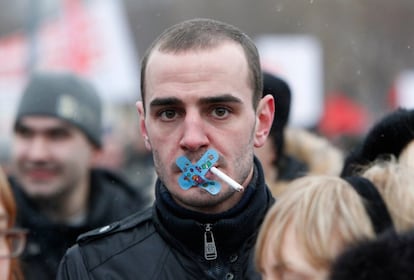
[
  {"x1": 15, "y1": 71, "x2": 102, "y2": 148},
  {"x1": 341, "y1": 108, "x2": 414, "y2": 176}
]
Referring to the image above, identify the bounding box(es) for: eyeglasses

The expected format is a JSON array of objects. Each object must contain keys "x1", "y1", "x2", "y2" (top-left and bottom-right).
[{"x1": 0, "y1": 228, "x2": 28, "y2": 258}]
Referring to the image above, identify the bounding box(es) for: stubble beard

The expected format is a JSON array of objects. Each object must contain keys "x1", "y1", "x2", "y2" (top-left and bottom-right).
[{"x1": 152, "y1": 143, "x2": 254, "y2": 211}]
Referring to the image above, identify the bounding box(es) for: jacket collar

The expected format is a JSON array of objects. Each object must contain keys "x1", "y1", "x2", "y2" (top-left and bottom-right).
[{"x1": 153, "y1": 157, "x2": 275, "y2": 258}]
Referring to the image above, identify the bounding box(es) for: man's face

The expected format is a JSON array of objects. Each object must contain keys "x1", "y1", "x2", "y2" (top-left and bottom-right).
[
  {"x1": 137, "y1": 42, "x2": 274, "y2": 213},
  {"x1": 11, "y1": 116, "x2": 96, "y2": 201}
]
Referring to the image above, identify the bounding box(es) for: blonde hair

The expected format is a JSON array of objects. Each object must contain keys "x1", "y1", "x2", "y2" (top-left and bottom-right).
[
  {"x1": 399, "y1": 139, "x2": 414, "y2": 168},
  {"x1": 284, "y1": 128, "x2": 344, "y2": 175},
  {"x1": 362, "y1": 157, "x2": 414, "y2": 232},
  {"x1": 266, "y1": 128, "x2": 344, "y2": 197},
  {"x1": 0, "y1": 168, "x2": 16, "y2": 229},
  {"x1": 255, "y1": 175, "x2": 375, "y2": 273}
]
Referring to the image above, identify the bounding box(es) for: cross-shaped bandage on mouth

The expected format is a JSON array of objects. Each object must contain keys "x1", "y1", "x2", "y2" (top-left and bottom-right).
[{"x1": 176, "y1": 149, "x2": 221, "y2": 195}]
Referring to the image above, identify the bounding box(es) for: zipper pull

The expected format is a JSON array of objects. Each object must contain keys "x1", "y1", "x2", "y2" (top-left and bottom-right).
[{"x1": 204, "y1": 223, "x2": 217, "y2": 260}]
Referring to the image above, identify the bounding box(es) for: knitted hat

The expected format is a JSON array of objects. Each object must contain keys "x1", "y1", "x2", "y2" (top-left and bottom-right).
[
  {"x1": 15, "y1": 71, "x2": 102, "y2": 147},
  {"x1": 341, "y1": 108, "x2": 414, "y2": 176}
]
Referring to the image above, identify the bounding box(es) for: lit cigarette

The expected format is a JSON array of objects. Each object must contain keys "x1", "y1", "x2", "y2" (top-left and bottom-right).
[{"x1": 209, "y1": 166, "x2": 244, "y2": 192}]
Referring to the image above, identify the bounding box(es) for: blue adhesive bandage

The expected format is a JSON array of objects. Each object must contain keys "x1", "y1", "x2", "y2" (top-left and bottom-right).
[{"x1": 176, "y1": 149, "x2": 221, "y2": 195}]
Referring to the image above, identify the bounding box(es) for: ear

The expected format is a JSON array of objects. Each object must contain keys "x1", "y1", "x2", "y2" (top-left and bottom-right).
[
  {"x1": 254, "y1": 94, "x2": 275, "y2": 148},
  {"x1": 136, "y1": 101, "x2": 152, "y2": 151}
]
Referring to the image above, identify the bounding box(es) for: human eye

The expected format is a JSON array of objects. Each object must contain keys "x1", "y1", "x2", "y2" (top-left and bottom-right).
[
  {"x1": 0, "y1": 228, "x2": 28, "y2": 258},
  {"x1": 158, "y1": 109, "x2": 179, "y2": 121},
  {"x1": 210, "y1": 106, "x2": 231, "y2": 119},
  {"x1": 15, "y1": 125, "x2": 33, "y2": 139}
]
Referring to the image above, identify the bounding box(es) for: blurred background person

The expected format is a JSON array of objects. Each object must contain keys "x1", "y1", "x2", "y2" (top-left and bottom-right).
[
  {"x1": 0, "y1": 166, "x2": 27, "y2": 280},
  {"x1": 329, "y1": 158, "x2": 414, "y2": 279},
  {"x1": 340, "y1": 108, "x2": 414, "y2": 231},
  {"x1": 255, "y1": 174, "x2": 393, "y2": 280},
  {"x1": 255, "y1": 72, "x2": 305, "y2": 187},
  {"x1": 284, "y1": 127, "x2": 343, "y2": 176},
  {"x1": 8, "y1": 71, "x2": 150, "y2": 280},
  {"x1": 255, "y1": 72, "x2": 343, "y2": 196}
]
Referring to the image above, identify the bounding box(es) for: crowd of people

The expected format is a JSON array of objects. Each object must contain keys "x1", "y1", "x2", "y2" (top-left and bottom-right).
[{"x1": 0, "y1": 18, "x2": 412, "y2": 280}]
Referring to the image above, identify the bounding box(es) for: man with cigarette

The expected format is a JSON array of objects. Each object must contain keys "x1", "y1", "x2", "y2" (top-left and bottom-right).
[{"x1": 57, "y1": 18, "x2": 275, "y2": 279}]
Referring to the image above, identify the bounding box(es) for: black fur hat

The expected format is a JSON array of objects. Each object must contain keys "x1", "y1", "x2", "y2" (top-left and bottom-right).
[
  {"x1": 341, "y1": 108, "x2": 414, "y2": 176},
  {"x1": 330, "y1": 228, "x2": 414, "y2": 280}
]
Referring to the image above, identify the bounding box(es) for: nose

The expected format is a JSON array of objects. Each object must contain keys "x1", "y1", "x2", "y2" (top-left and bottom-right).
[
  {"x1": 25, "y1": 136, "x2": 50, "y2": 161},
  {"x1": 179, "y1": 111, "x2": 209, "y2": 152}
]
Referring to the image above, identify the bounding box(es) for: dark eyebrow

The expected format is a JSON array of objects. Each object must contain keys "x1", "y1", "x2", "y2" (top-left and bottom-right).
[
  {"x1": 15, "y1": 119, "x2": 74, "y2": 133},
  {"x1": 149, "y1": 94, "x2": 242, "y2": 108},
  {"x1": 149, "y1": 97, "x2": 184, "y2": 108},
  {"x1": 14, "y1": 121, "x2": 31, "y2": 132},
  {"x1": 198, "y1": 94, "x2": 243, "y2": 105}
]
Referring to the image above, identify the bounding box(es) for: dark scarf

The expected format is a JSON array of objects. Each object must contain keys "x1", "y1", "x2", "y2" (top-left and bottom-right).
[{"x1": 153, "y1": 157, "x2": 275, "y2": 258}]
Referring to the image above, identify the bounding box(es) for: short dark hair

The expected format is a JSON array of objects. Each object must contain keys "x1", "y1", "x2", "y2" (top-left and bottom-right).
[{"x1": 140, "y1": 18, "x2": 262, "y2": 111}]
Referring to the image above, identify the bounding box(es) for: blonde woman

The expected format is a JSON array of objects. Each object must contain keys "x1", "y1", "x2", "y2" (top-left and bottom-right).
[
  {"x1": 0, "y1": 168, "x2": 27, "y2": 280},
  {"x1": 255, "y1": 175, "x2": 391, "y2": 280}
]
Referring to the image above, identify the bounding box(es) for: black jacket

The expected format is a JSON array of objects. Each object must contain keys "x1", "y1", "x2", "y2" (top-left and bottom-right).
[
  {"x1": 10, "y1": 168, "x2": 150, "y2": 280},
  {"x1": 57, "y1": 158, "x2": 275, "y2": 279}
]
